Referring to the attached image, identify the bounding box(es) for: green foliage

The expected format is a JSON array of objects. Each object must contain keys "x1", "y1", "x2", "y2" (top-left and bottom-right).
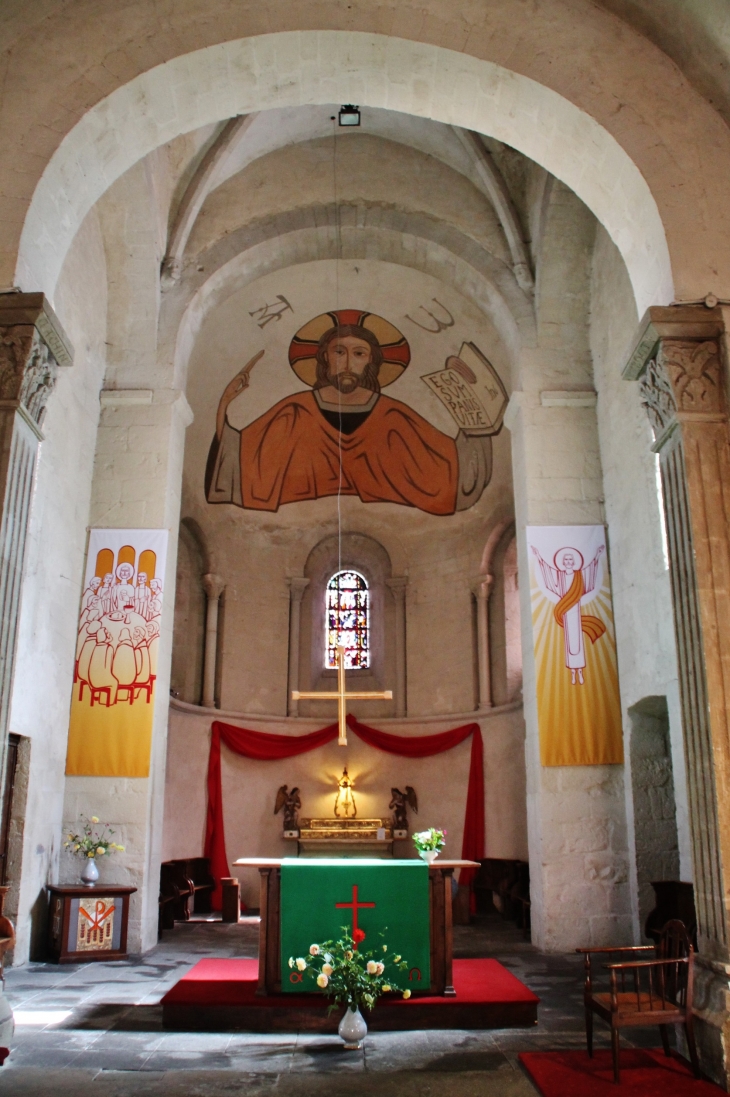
[{"x1": 288, "y1": 929, "x2": 411, "y2": 1012}]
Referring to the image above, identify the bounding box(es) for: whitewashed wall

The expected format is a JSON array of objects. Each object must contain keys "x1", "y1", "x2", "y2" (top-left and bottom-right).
[{"x1": 590, "y1": 225, "x2": 692, "y2": 937}]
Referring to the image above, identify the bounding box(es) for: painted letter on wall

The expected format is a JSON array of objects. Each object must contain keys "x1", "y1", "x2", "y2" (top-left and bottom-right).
[
  {"x1": 527, "y1": 526, "x2": 623, "y2": 766},
  {"x1": 65, "y1": 528, "x2": 168, "y2": 777}
]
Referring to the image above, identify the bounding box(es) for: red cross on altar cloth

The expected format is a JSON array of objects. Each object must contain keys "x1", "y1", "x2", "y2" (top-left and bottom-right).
[{"x1": 335, "y1": 884, "x2": 375, "y2": 946}]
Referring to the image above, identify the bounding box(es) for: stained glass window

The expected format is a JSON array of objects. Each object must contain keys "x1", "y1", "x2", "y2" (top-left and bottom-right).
[{"x1": 326, "y1": 570, "x2": 370, "y2": 669}]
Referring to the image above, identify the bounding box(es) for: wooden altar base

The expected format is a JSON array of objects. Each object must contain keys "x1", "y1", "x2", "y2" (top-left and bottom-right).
[{"x1": 161, "y1": 957, "x2": 539, "y2": 1031}]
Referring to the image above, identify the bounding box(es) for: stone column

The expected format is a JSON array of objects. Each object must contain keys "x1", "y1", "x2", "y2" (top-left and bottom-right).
[
  {"x1": 506, "y1": 377, "x2": 631, "y2": 952},
  {"x1": 624, "y1": 305, "x2": 730, "y2": 1083},
  {"x1": 201, "y1": 574, "x2": 225, "y2": 709},
  {"x1": 471, "y1": 573, "x2": 494, "y2": 710},
  {"x1": 287, "y1": 578, "x2": 309, "y2": 716},
  {"x1": 64, "y1": 386, "x2": 193, "y2": 955},
  {"x1": 0, "y1": 293, "x2": 72, "y2": 807},
  {"x1": 386, "y1": 576, "x2": 408, "y2": 717}
]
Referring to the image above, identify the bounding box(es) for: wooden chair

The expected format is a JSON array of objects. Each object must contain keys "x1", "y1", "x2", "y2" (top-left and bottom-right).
[{"x1": 577, "y1": 920, "x2": 700, "y2": 1084}]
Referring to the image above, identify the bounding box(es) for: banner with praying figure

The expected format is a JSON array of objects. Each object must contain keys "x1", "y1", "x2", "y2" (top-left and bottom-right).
[
  {"x1": 65, "y1": 528, "x2": 168, "y2": 777},
  {"x1": 526, "y1": 525, "x2": 623, "y2": 766}
]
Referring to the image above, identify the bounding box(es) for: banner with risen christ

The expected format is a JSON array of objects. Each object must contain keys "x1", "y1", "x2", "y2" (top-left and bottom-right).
[
  {"x1": 526, "y1": 525, "x2": 623, "y2": 766},
  {"x1": 65, "y1": 528, "x2": 168, "y2": 777}
]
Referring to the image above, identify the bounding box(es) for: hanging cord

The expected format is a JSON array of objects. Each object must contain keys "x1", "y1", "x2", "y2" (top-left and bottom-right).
[
  {"x1": 333, "y1": 112, "x2": 343, "y2": 583},
  {"x1": 332, "y1": 112, "x2": 344, "y2": 659}
]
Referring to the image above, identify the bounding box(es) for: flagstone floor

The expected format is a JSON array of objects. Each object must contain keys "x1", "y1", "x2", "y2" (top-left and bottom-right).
[{"x1": 0, "y1": 914, "x2": 665, "y2": 1096}]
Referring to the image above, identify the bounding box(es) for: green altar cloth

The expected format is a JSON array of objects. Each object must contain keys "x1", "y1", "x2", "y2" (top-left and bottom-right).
[{"x1": 280, "y1": 858, "x2": 430, "y2": 992}]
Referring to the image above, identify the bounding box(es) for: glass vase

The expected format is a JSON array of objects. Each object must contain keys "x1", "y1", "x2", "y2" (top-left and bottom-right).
[{"x1": 418, "y1": 849, "x2": 439, "y2": 865}]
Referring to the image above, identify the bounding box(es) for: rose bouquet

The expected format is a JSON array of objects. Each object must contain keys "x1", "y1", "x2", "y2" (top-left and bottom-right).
[
  {"x1": 64, "y1": 815, "x2": 125, "y2": 859},
  {"x1": 289, "y1": 930, "x2": 411, "y2": 1013},
  {"x1": 412, "y1": 827, "x2": 446, "y2": 853}
]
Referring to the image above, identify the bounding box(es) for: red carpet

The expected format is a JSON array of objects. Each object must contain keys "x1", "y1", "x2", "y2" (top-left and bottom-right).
[
  {"x1": 162, "y1": 957, "x2": 538, "y2": 1031},
  {"x1": 520, "y1": 1050, "x2": 724, "y2": 1096}
]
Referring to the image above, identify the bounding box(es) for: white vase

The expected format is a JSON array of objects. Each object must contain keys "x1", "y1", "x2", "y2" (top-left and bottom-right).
[
  {"x1": 419, "y1": 849, "x2": 439, "y2": 865},
  {"x1": 338, "y1": 1005, "x2": 367, "y2": 1049},
  {"x1": 80, "y1": 857, "x2": 99, "y2": 886}
]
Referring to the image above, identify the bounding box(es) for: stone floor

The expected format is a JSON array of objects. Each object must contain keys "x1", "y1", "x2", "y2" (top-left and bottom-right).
[{"x1": 0, "y1": 914, "x2": 664, "y2": 1095}]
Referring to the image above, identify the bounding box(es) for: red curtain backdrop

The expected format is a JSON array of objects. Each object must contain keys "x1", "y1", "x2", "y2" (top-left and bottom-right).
[{"x1": 204, "y1": 713, "x2": 484, "y2": 909}]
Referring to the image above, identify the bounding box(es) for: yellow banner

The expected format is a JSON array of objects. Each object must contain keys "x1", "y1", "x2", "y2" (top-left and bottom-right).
[
  {"x1": 65, "y1": 529, "x2": 167, "y2": 777},
  {"x1": 527, "y1": 526, "x2": 623, "y2": 766}
]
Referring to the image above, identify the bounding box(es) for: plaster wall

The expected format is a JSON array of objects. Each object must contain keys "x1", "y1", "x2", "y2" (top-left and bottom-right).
[
  {"x1": 178, "y1": 259, "x2": 515, "y2": 720},
  {"x1": 186, "y1": 135, "x2": 511, "y2": 266},
  {"x1": 8, "y1": 209, "x2": 108, "y2": 962},
  {"x1": 14, "y1": 17, "x2": 721, "y2": 311},
  {"x1": 163, "y1": 702, "x2": 527, "y2": 910},
  {"x1": 589, "y1": 224, "x2": 692, "y2": 934},
  {"x1": 510, "y1": 186, "x2": 632, "y2": 951}
]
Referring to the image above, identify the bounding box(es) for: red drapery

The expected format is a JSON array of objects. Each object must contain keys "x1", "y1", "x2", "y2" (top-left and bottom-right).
[{"x1": 204, "y1": 713, "x2": 484, "y2": 909}]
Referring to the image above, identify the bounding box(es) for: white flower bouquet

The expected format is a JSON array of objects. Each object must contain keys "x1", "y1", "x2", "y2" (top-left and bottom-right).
[
  {"x1": 288, "y1": 930, "x2": 411, "y2": 1012},
  {"x1": 412, "y1": 827, "x2": 446, "y2": 853}
]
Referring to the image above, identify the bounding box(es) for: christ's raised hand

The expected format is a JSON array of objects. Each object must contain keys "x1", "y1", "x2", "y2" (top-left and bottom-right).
[{"x1": 216, "y1": 350, "x2": 264, "y2": 439}]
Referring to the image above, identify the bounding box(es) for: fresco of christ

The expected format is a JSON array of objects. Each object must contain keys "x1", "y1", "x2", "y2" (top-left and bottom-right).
[{"x1": 205, "y1": 309, "x2": 496, "y2": 516}]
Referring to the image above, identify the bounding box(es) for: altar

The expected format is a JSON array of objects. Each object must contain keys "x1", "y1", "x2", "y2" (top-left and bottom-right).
[{"x1": 233, "y1": 856, "x2": 478, "y2": 997}]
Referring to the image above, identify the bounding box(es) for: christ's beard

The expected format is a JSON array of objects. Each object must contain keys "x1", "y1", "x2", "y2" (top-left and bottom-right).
[{"x1": 328, "y1": 370, "x2": 363, "y2": 394}]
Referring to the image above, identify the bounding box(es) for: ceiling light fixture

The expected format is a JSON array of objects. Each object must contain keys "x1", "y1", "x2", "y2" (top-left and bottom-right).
[{"x1": 338, "y1": 104, "x2": 361, "y2": 127}]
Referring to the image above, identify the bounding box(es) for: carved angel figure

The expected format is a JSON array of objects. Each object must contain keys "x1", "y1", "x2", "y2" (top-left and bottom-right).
[
  {"x1": 389, "y1": 786, "x2": 418, "y2": 831},
  {"x1": 274, "y1": 785, "x2": 301, "y2": 831}
]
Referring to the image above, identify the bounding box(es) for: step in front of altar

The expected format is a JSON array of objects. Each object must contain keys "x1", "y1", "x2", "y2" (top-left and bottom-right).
[{"x1": 161, "y1": 957, "x2": 539, "y2": 1032}]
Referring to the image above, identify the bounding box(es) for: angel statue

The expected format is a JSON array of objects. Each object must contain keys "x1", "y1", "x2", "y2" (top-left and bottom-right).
[
  {"x1": 389, "y1": 786, "x2": 418, "y2": 831},
  {"x1": 274, "y1": 785, "x2": 301, "y2": 831}
]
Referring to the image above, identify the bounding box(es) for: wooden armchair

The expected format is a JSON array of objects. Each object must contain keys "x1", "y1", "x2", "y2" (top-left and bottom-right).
[{"x1": 577, "y1": 921, "x2": 700, "y2": 1084}]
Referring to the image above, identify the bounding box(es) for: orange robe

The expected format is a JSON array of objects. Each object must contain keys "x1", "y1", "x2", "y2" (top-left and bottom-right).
[{"x1": 210, "y1": 391, "x2": 459, "y2": 515}]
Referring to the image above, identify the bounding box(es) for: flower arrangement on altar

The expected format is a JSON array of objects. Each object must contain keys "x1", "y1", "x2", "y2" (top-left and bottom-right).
[
  {"x1": 413, "y1": 827, "x2": 446, "y2": 855},
  {"x1": 65, "y1": 815, "x2": 125, "y2": 858},
  {"x1": 289, "y1": 931, "x2": 411, "y2": 1013},
  {"x1": 65, "y1": 815, "x2": 124, "y2": 886}
]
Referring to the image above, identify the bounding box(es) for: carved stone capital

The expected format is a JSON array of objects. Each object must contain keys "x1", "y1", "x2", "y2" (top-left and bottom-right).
[
  {"x1": 638, "y1": 354, "x2": 678, "y2": 443},
  {"x1": 202, "y1": 573, "x2": 225, "y2": 600},
  {"x1": 470, "y1": 573, "x2": 494, "y2": 600},
  {"x1": 625, "y1": 307, "x2": 727, "y2": 451},
  {"x1": 385, "y1": 575, "x2": 408, "y2": 601},
  {"x1": 287, "y1": 576, "x2": 310, "y2": 603},
  {"x1": 0, "y1": 293, "x2": 73, "y2": 432},
  {"x1": 639, "y1": 338, "x2": 725, "y2": 449}
]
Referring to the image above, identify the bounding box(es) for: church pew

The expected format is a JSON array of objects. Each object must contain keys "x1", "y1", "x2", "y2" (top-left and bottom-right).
[{"x1": 159, "y1": 858, "x2": 215, "y2": 927}]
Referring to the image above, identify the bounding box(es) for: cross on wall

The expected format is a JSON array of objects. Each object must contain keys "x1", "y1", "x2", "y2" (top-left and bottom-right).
[{"x1": 292, "y1": 645, "x2": 392, "y2": 745}]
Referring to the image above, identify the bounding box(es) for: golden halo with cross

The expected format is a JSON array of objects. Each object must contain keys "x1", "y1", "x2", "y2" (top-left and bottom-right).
[{"x1": 288, "y1": 309, "x2": 411, "y2": 388}]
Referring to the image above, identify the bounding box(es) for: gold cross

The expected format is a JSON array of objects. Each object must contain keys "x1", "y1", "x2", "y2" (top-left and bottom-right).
[{"x1": 292, "y1": 646, "x2": 392, "y2": 746}]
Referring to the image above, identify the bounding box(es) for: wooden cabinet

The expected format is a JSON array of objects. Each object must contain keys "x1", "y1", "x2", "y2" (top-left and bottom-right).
[{"x1": 47, "y1": 885, "x2": 136, "y2": 963}]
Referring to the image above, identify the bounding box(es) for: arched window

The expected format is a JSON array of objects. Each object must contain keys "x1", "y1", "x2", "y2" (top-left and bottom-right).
[{"x1": 326, "y1": 570, "x2": 370, "y2": 669}]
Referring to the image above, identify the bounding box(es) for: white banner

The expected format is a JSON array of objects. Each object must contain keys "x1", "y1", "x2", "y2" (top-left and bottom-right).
[
  {"x1": 526, "y1": 525, "x2": 623, "y2": 766},
  {"x1": 66, "y1": 528, "x2": 169, "y2": 777}
]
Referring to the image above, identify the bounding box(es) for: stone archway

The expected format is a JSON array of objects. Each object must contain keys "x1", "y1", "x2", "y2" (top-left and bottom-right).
[{"x1": 14, "y1": 30, "x2": 677, "y2": 311}]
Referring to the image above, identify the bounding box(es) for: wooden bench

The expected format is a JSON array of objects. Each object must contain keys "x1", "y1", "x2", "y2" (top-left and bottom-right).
[{"x1": 159, "y1": 857, "x2": 215, "y2": 930}]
